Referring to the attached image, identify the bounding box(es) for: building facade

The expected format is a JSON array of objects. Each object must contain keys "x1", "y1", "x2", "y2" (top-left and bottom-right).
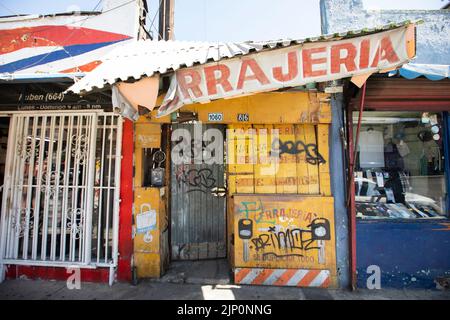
[
  {"x1": 1, "y1": 0, "x2": 446, "y2": 291},
  {"x1": 0, "y1": 0, "x2": 148, "y2": 284},
  {"x1": 321, "y1": 0, "x2": 450, "y2": 289},
  {"x1": 65, "y1": 21, "x2": 416, "y2": 289}
]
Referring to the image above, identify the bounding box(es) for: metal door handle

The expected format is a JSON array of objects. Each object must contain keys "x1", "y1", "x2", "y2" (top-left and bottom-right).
[{"x1": 210, "y1": 186, "x2": 227, "y2": 197}]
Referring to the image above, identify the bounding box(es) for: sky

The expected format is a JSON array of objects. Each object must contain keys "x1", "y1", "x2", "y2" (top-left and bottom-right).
[{"x1": 0, "y1": 0, "x2": 447, "y2": 41}]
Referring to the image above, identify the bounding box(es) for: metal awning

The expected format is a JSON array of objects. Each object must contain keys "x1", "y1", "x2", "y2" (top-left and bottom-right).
[
  {"x1": 389, "y1": 63, "x2": 450, "y2": 81},
  {"x1": 67, "y1": 20, "x2": 419, "y2": 95}
]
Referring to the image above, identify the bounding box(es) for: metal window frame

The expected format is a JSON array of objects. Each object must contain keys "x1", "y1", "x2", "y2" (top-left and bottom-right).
[{"x1": 0, "y1": 110, "x2": 123, "y2": 284}]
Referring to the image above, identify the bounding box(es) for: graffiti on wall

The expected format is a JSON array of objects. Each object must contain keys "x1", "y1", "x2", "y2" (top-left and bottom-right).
[
  {"x1": 234, "y1": 196, "x2": 336, "y2": 269},
  {"x1": 272, "y1": 139, "x2": 326, "y2": 165},
  {"x1": 175, "y1": 165, "x2": 217, "y2": 193}
]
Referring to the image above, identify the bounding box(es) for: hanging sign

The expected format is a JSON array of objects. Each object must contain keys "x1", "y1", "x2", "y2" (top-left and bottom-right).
[
  {"x1": 0, "y1": 82, "x2": 113, "y2": 111},
  {"x1": 157, "y1": 24, "x2": 416, "y2": 117}
]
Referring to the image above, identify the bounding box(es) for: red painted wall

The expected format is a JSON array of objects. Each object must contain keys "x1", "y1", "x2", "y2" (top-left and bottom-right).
[
  {"x1": 6, "y1": 266, "x2": 110, "y2": 282},
  {"x1": 117, "y1": 119, "x2": 134, "y2": 282}
]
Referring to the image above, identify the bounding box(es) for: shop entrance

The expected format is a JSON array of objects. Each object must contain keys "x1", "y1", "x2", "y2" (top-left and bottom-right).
[
  {"x1": 170, "y1": 123, "x2": 227, "y2": 260},
  {"x1": 0, "y1": 112, "x2": 122, "y2": 274}
]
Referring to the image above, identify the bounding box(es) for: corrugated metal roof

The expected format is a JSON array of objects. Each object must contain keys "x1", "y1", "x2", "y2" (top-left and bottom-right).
[
  {"x1": 68, "y1": 20, "x2": 419, "y2": 94},
  {"x1": 389, "y1": 63, "x2": 450, "y2": 80}
]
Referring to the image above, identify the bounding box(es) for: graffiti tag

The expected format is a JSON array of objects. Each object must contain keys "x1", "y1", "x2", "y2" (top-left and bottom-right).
[
  {"x1": 271, "y1": 139, "x2": 326, "y2": 165},
  {"x1": 239, "y1": 218, "x2": 330, "y2": 261},
  {"x1": 176, "y1": 167, "x2": 216, "y2": 193}
]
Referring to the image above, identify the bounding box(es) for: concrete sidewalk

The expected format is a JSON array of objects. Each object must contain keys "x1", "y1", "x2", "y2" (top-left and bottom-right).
[{"x1": 0, "y1": 279, "x2": 449, "y2": 300}]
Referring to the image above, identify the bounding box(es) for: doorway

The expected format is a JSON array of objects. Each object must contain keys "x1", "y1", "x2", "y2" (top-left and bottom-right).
[{"x1": 170, "y1": 123, "x2": 227, "y2": 260}]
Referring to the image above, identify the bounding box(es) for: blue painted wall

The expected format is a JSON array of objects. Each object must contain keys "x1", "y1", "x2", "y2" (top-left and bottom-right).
[
  {"x1": 357, "y1": 220, "x2": 450, "y2": 289},
  {"x1": 320, "y1": 0, "x2": 450, "y2": 64}
]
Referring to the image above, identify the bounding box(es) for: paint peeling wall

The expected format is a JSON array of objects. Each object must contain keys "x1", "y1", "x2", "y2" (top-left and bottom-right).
[
  {"x1": 320, "y1": 0, "x2": 450, "y2": 64},
  {"x1": 357, "y1": 220, "x2": 450, "y2": 289}
]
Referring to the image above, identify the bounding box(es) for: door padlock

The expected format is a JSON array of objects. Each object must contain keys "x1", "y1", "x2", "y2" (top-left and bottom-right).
[{"x1": 238, "y1": 219, "x2": 253, "y2": 262}]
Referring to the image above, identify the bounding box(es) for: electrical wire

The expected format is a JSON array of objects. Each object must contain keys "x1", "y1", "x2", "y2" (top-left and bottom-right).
[
  {"x1": 1, "y1": 0, "x2": 105, "y2": 36},
  {"x1": 0, "y1": 2, "x2": 20, "y2": 17},
  {"x1": 54, "y1": 0, "x2": 103, "y2": 70},
  {"x1": 3, "y1": 0, "x2": 135, "y2": 39},
  {"x1": 148, "y1": 0, "x2": 164, "y2": 39},
  {"x1": 13, "y1": 0, "x2": 101, "y2": 72}
]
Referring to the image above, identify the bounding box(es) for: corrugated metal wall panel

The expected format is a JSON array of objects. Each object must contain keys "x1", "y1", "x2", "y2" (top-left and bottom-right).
[{"x1": 170, "y1": 124, "x2": 226, "y2": 260}]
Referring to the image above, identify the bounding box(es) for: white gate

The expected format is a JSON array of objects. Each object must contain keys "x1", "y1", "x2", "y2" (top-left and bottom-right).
[{"x1": 0, "y1": 112, "x2": 122, "y2": 283}]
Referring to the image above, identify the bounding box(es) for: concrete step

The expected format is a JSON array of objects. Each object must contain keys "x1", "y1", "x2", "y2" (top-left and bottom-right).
[{"x1": 151, "y1": 259, "x2": 231, "y2": 285}]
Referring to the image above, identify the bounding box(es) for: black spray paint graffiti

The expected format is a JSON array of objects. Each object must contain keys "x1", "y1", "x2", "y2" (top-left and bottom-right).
[
  {"x1": 239, "y1": 218, "x2": 330, "y2": 260},
  {"x1": 271, "y1": 139, "x2": 326, "y2": 165},
  {"x1": 176, "y1": 167, "x2": 216, "y2": 193}
]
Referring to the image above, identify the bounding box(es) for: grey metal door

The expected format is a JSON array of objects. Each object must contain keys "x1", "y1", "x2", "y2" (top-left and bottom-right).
[{"x1": 171, "y1": 123, "x2": 226, "y2": 260}]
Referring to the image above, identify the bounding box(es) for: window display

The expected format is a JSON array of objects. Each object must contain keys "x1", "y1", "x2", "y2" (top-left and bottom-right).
[{"x1": 353, "y1": 111, "x2": 447, "y2": 219}]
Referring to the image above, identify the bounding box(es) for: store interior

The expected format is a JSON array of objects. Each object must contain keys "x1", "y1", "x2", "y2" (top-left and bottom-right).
[{"x1": 353, "y1": 111, "x2": 447, "y2": 219}]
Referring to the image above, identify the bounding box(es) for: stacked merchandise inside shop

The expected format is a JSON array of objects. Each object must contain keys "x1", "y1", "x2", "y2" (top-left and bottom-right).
[{"x1": 354, "y1": 111, "x2": 446, "y2": 220}]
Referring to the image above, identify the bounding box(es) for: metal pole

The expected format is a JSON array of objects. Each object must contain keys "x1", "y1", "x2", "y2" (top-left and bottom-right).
[
  {"x1": 158, "y1": 0, "x2": 174, "y2": 40},
  {"x1": 112, "y1": 117, "x2": 123, "y2": 269},
  {"x1": 346, "y1": 82, "x2": 367, "y2": 290},
  {"x1": 84, "y1": 114, "x2": 98, "y2": 265}
]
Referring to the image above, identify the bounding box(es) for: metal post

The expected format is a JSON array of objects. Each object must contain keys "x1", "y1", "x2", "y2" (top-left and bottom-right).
[
  {"x1": 22, "y1": 117, "x2": 38, "y2": 260},
  {"x1": 109, "y1": 265, "x2": 115, "y2": 286},
  {"x1": 112, "y1": 117, "x2": 123, "y2": 268},
  {"x1": 41, "y1": 116, "x2": 56, "y2": 260},
  {"x1": 346, "y1": 82, "x2": 367, "y2": 290},
  {"x1": 61, "y1": 115, "x2": 75, "y2": 261},
  {"x1": 84, "y1": 114, "x2": 98, "y2": 265},
  {"x1": 158, "y1": 0, "x2": 174, "y2": 40},
  {"x1": 346, "y1": 104, "x2": 357, "y2": 290},
  {"x1": 32, "y1": 116, "x2": 47, "y2": 260}
]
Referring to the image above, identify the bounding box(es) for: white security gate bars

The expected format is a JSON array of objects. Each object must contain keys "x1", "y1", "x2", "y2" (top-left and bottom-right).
[
  {"x1": 92, "y1": 115, "x2": 122, "y2": 266},
  {"x1": 0, "y1": 112, "x2": 122, "y2": 272}
]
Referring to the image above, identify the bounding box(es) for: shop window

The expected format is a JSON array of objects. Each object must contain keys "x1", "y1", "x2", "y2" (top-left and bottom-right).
[{"x1": 354, "y1": 111, "x2": 447, "y2": 219}]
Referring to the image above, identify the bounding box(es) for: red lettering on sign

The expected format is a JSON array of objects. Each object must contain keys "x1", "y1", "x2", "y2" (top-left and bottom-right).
[
  {"x1": 359, "y1": 39, "x2": 370, "y2": 69},
  {"x1": 204, "y1": 64, "x2": 233, "y2": 95},
  {"x1": 331, "y1": 42, "x2": 357, "y2": 73},
  {"x1": 237, "y1": 59, "x2": 270, "y2": 90},
  {"x1": 370, "y1": 49, "x2": 380, "y2": 68},
  {"x1": 379, "y1": 36, "x2": 400, "y2": 63},
  {"x1": 272, "y1": 51, "x2": 298, "y2": 82},
  {"x1": 302, "y1": 47, "x2": 327, "y2": 78},
  {"x1": 177, "y1": 69, "x2": 203, "y2": 99},
  {"x1": 371, "y1": 36, "x2": 400, "y2": 67}
]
